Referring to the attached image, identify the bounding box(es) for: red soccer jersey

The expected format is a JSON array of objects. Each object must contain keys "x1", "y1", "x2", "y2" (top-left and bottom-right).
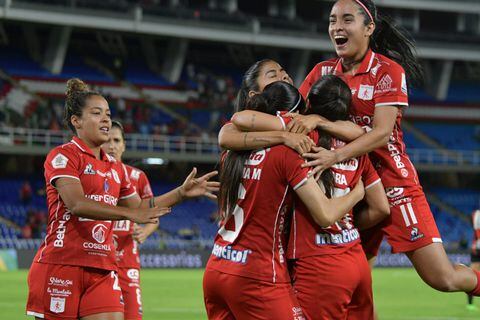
[
  {"x1": 287, "y1": 138, "x2": 381, "y2": 259},
  {"x1": 299, "y1": 49, "x2": 419, "y2": 189},
  {"x1": 472, "y1": 210, "x2": 480, "y2": 256},
  {"x1": 35, "y1": 136, "x2": 137, "y2": 271},
  {"x1": 207, "y1": 146, "x2": 310, "y2": 283},
  {"x1": 113, "y1": 165, "x2": 153, "y2": 269}
]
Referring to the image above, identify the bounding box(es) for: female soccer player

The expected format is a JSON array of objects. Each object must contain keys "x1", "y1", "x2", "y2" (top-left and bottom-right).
[
  {"x1": 228, "y1": 76, "x2": 390, "y2": 319},
  {"x1": 292, "y1": 0, "x2": 480, "y2": 296},
  {"x1": 26, "y1": 78, "x2": 218, "y2": 320},
  {"x1": 203, "y1": 76, "x2": 365, "y2": 320}
]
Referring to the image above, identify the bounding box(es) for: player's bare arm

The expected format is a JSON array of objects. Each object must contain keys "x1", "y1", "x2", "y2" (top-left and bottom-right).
[
  {"x1": 354, "y1": 180, "x2": 390, "y2": 230},
  {"x1": 55, "y1": 177, "x2": 167, "y2": 223}
]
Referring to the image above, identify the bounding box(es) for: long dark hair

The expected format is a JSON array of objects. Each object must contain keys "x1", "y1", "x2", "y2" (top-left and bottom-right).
[
  {"x1": 64, "y1": 78, "x2": 102, "y2": 133},
  {"x1": 352, "y1": 0, "x2": 423, "y2": 86},
  {"x1": 246, "y1": 81, "x2": 307, "y2": 115}
]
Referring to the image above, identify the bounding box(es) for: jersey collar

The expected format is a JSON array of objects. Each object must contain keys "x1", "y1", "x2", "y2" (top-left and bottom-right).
[
  {"x1": 334, "y1": 49, "x2": 376, "y2": 76},
  {"x1": 70, "y1": 136, "x2": 115, "y2": 163}
]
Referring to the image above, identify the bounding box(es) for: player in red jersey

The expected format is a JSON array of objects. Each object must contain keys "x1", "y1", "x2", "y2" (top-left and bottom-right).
[
  {"x1": 288, "y1": 0, "x2": 480, "y2": 298},
  {"x1": 468, "y1": 209, "x2": 480, "y2": 310},
  {"x1": 228, "y1": 76, "x2": 390, "y2": 320},
  {"x1": 204, "y1": 71, "x2": 366, "y2": 320},
  {"x1": 26, "y1": 78, "x2": 219, "y2": 320}
]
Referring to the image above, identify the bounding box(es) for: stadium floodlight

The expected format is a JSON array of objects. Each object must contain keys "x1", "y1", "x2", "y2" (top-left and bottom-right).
[{"x1": 143, "y1": 158, "x2": 166, "y2": 165}]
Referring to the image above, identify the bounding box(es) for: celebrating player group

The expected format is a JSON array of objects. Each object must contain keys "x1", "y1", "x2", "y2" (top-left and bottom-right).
[{"x1": 205, "y1": 0, "x2": 480, "y2": 319}]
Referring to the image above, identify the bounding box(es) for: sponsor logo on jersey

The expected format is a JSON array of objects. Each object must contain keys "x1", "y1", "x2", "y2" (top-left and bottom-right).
[
  {"x1": 52, "y1": 153, "x2": 68, "y2": 169},
  {"x1": 358, "y1": 84, "x2": 374, "y2": 101},
  {"x1": 376, "y1": 74, "x2": 393, "y2": 91},
  {"x1": 292, "y1": 307, "x2": 306, "y2": 320},
  {"x1": 127, "y1": 269, "x2": 140, "y2": 281},
  {"x1": 245, "y1": 150, "x2": 266, "y2": 166},
  {"x1": 242, "y1": 167, "x2": 262, "y2": 181},
  {"x1": 48, "y1": 277, "x2": 73, "y2": 287},
  {"x1": 130, "y1": 169, "x2": 140, "y2": 181},
  {"x1": 386, "y1": 187, "x2": 404, "y2": 199},
  {"x1": 86, "y1": 194, "x2": 118, "y2": 206},
  {"x1": 211, "y1": 244, "x2": 251, "y2": 264},
  {"x1": 92, "y1": 224, "x2": 108, "y2": 243},
  {"x1": 84, "y1": 163, "x2": 95, "y2": 175},
  {"x1": 47, "y1": 287, "x2": 72, "y2": 297},
  {"x1": 410, "y1": 227, "x2": 424, "y2": 241},
  {"x1": 113, "y1": 220, "x2": 130, "y2": 232},
  {"x1": 50, "y1": 297, "x2": 65, "y2": 313},
  {"x1": 332, "y1": 158, "x2": 359, "y2": 171},
  {"x1": 321, "y1": 66, "x2": 333, "y2": 76},
  {"x1": 387, "y1": 142, "x2": 406, "y2": 172},
  {"x1": 53, "y1": 212, "x2": 71, "y2": 248},
  {"x1": 315, "y1": 228, "x2": 360, "y2": 245},
  {"x1": 111, "y1": 169, "x2": 121, "y2": 184}
]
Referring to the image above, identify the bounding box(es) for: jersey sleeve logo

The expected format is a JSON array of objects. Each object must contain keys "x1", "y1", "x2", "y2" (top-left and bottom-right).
[
  {"x1": 358, "y1": 84, "x2": 374, "y2": 100},
  {"x1": 401, "y1": 73, "x2": 408, "y2": 95},
  {"x1": 51, "y1": 153, "x2": 69, "y2": 169},
  {"x1": 130, "y1": 169, "x2": 140, "y2": 181},
  {"x1": 84, "y1": 163, "x2": 96, "y2": 175},
  {"x1": 376, "y1": 74, "x2": 393, "y2": 92}
]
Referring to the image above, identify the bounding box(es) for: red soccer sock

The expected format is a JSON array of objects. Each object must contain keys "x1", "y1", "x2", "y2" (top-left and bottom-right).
[{"x1": 469, "y1": 270, "x2": 480, "y2": 296}]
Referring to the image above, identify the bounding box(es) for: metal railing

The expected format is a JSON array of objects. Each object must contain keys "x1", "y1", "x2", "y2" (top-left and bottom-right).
[{"x1": 1, "y1": 126, "x2": 480, "y2": 167}]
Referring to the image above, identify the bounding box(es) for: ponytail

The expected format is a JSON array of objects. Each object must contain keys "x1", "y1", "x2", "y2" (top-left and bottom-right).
[{"x1": 354, "y1": 0, "x2": 424, "y2": 86}]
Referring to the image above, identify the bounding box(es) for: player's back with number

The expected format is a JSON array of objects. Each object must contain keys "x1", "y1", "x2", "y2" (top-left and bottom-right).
[{"x1": 207, "y1": 145, "x2": 308, "y2": 283}]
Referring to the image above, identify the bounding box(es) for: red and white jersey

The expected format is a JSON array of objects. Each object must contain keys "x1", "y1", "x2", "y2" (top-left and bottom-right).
[
  {"x1": 287, "y1": 138, "x2": 381, "y2": 259},
  {"x1": 300, "y1": 49, "x2": 419, "y2": 189},
  {"x1": 35, "y1": 136, "x2": 137, "y2": 271},
  {"x1": 472, "y1": 210, "x2": 480, "y2": 256},
  {"x1": 113, "y1": 165, "x2": 153, "y2": 269},
  {"x1": 206, "y1": 146, "x2": 310, "y2": 283}
]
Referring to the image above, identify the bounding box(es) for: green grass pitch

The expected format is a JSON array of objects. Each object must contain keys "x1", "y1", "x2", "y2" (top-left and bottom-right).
[{"x1": 1, "y1": 268, "x2": 479, "y2": 319}]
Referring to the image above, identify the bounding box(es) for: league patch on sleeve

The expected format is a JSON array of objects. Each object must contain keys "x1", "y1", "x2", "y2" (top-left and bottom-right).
[
  {"x1": 401, "y1": 73, "x2": 408, "y2": 95},
  {"x1": 51, "y1": 153, "x2": 69, "y2": 169}
]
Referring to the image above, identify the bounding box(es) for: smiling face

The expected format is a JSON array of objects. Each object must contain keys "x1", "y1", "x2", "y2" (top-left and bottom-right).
[
  {"x1": 101, "y1": 126, "x2": 125, "y2": 162},
  {"x1": 71, "y1": 95, "x2": 111, "y2": 148},
  {"x1": 328, "y1": 0, "x2": 375, "y2": 62},
  {"x1": 252, "y1": 60, "x2": 293, "y2": 95}
]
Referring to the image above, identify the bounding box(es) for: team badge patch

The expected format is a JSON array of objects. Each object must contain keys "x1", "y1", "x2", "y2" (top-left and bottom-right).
[
  {"x1": 52, "y1": 153, "x2": 68, "y2": 169},
  {"x1": 358, "y1": 84, "x2": 374, "y2": 100},
  {"x1": 50, "y1": 297, "x2": 65, "y2": 313},
  {"x1": 401, "y1": 73, "x2": 408, "y2": 94},
  {"x1": 92, "y1": 224, "x2": 108, "y2": 243}
]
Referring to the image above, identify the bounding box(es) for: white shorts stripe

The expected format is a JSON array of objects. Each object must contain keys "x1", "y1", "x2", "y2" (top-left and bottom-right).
[
  {"x1": 407, "y1": 203, "x2": 418, "y2": 225},
  {"x1": 27, "y1": 311, "x2": 45, "y2": 318},
  {"x1": 400, "y1": 205, "x2": 411, "y2": 227},
  {"x1": 432, "y1": 237, "x2": 443, "y2": 243}
]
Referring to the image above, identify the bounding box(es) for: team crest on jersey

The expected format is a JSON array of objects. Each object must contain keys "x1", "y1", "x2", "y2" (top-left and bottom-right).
[
  {"x1": 84, "y1": 163, "x2": 95, "y2": 175},
  {"x1": 92, "y1": 224, "x2": 108, "y2": 243},
  {"x1": 358, "y1": 84, "x2": 374, "y2": 100},
  {"x1": 111, "y1": 169, "x2": 121, "y2": 184},
  {"x1": 130, "y1": 169, "x2": 140, "y2": 181},
  {"x1": 50, "y1": 297, "x2": 65, "y2": 313},
  {"x1": 52, "y1": 153, "x2": 68, "y2": 169},
  {"x1": 246, "y1": 150, "x2": 266, "y2": 166}
]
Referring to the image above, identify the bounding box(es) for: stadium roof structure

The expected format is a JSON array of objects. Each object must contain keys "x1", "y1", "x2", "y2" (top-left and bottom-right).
[{"x1": 0, "y1": 0, "x2": 480, "y2": 62}]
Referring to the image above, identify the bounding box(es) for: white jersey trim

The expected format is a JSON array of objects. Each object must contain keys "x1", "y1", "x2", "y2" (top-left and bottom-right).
[
  {"x1": 27, "y1": 311, "x2": 45, "y2": 318},
  {"x1": 50, "y1": 175, "x2": 80, "y2": 185},
  {"x1": 432, "y1": 237, "x2": 443, "y2": 243},
  {"x1": 271, "y1": 186, "x2": 289, "y2": 283},
  {"x1": 71, "y1": 139, "x2": 86, "y2": 152},
  {"x1": 293, "y1": 177, "x2": 308, "y2": 191},
  {"x1": 365, "y1": 178, "x2": 381, "y2": 190},
  {"x1": 120, "y1": 191, "x2": 138, "y2": 200},
  {"x1": 375, "y1": 102, "x2": 409, "y2": 107}
]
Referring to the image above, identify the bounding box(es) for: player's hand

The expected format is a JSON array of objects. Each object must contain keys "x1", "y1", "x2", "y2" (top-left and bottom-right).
[
  {"x1": 133, "y1": 224, "x2": 149, "y2": 244},
  {"x1": 283, "y1": 132, "x2": 315, "y2": 154},
  {"x1": 285, "y1": 114, "x2": 322, "y2": 134},
  {"x1": 302, "y1": 146, "x2": 339, "y2": 177},
  {"x1": 133, "y1": 207, "x2": 170, "y2": 224},
  {"x1": 179, "y1": 168, "x2": 220, "y2": 200}
]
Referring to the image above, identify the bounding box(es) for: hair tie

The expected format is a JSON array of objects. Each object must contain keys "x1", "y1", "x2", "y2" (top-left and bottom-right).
[
  {"x1": 354, "y1": 0, "x2": 374, "y2": 23},
  {"x1": 288, "y1": 95, "x2": 302, "y2": 113}
]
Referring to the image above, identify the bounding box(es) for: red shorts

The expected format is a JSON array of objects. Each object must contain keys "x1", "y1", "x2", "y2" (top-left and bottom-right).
[
  {"x1": 361, "y1": 187, "x2": 442, "y2": 255},
  {"x1": 26, "y1": 262, "x2": 123, "y2": 319},
  {"x1": 290, "y1": 244, "x2": 373, "y2": 320},
  {"x1": 203, "y1": 268, "x2": 305, "y2": 320},
  {"x1": 118, "y1": 267, "x2": 143, "y2": 320}
]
